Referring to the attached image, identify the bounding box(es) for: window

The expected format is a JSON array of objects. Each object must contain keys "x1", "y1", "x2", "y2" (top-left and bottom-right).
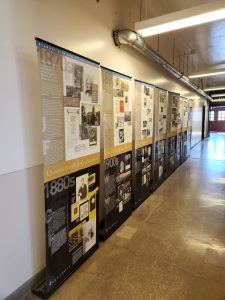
[
  {"x1": 209, "y1": 111, "x2": 214, "y2": 121},
  {"x1": 218, "y1": 111, "x2": 225, "y2": 121}
]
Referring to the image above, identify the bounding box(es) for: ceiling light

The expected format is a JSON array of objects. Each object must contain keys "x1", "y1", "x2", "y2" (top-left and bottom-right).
[
  {"x1": 204, "y1": 86, "x2": 225, "y2": 91},
  {"x1": 135, "y1": 0, "x2": 225, "y2": 37},
  {"x1": 211, "y1": 93, "x2": 225, "y2": 97},
  {"x1": 189, "y1": 70, "x2": 225, "y2": 78},
  {"x1": 211, "y1": 98, "x2": 225, "y2": 102}
]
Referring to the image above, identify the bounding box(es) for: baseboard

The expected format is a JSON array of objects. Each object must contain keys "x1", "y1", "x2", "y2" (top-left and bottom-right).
[{"x1": 4, "y1": 269, "x2": 45, "y2": 300}]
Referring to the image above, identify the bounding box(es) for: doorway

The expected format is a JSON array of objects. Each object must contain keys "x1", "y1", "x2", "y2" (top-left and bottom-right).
[{"x1": 202, "y1": 105, "x2": 205, "y2": 140}]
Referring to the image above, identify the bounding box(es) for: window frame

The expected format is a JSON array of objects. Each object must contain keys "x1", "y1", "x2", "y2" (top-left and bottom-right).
[
  {"x1": 209, "y1": 111, "x2": 215, "y2": 121},
  {"x1": 218, "y1": 110, "x2": 225, "y2": 121}
]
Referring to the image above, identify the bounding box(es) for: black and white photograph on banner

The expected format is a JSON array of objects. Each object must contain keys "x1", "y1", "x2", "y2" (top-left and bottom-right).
[
  {"x1": 79, "y1": 123, "x2": 89, "y2": 140},
  {"x1": 80, "y1": 201, "x2": 89, "y2": 221},
  {"x1": 68, "y1": 224, "x2": 83, "y2": 252},
  {"x1": 88, "y1": 173, "x2": 96, "y2": 187},
  {"x1": 83, "y1": 219, "x2": 96, "y2": 253},
  {"x1": 125, "y1": 153, "x2": 131, "y2": 170},
  {"x1": 119, "y1": 160, "x2": 125, "y2": 174},
  {"x1": 114, "y1": 89, "x2": 124, "y2": 97},
  {"x1": 64, "y1": 59, "x2": 83, "y2": 98},
  {"x1": 81, "y1": 103, "x2": 100, "y2": 126},
  {"x1": 124, "y1": 111, "x2": 131, "y2": 122},
  {"x1": 76, "y1": 173, "x2": 89, "y2": 202},
  {"x1": 117, "y1": 116, "x2": 124, "y2": 128},
  {"x1": 82, "y1": 74, "x2": 95, "y2": 102},
  {"x1": 118, "y1": 128, "x2": 124, "y2": 143},
  {"x1": 88, "y1": 127, "x2": 97, "y2": 146},
  {"x1": 113, "y1": 76, "x2": 121, "y2": 89},
  {"x1": 117, "y1": 184, "x2": 124, "y2": 202},
  {"x1": 144, "y1": 85, "x2": 150, "y2": 96},
  {"x1": 71, "y1": 202, "x2": 79, "y2": 222},
  {"x1": 90, "y1": 195, "x2": 96, "y2": 212},
  {"x1": 143, "y1": 120, "x2": 147, "y2": 128}
]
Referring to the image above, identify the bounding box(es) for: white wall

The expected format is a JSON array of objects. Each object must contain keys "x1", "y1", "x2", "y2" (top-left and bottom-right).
[{"x1": 0, "y1": 0, "x2": 208, "y2": 297}]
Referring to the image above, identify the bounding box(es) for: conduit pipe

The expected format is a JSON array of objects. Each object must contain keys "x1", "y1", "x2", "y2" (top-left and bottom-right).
[{"x1": 113, "y1": 29, "x2": 212, "y2": 101}]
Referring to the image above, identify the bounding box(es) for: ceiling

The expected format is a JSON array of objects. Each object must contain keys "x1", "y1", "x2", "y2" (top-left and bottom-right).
[{"x1": 138, "y1": 0, "x2": 225, "y2": 103}]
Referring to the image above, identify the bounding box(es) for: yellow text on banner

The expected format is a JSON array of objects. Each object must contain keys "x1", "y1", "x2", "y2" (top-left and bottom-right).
[{"x1": 44, "y1": 153, "x2": 100, "y2": 183}]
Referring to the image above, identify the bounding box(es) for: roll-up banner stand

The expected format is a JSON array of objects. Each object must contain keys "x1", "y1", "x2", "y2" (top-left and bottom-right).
[
  {"x1": 187, "y1": 99, "x2": 193, "y2": 156},
  {"x1": 100, "y1": 67, "x2": 132, "y2": 239},
  {"x1": 181, "y1": 97, "x2": 189, "y2": 163},
  {"x1": 165, "y1": 92, "x2": 180, "y2": 178},
  {"x1": 152, "y1": 88, "x2": 168, "y2": 191},
  {"x1": 175, "y1": 96, "x2": 183, "y2": 169},
  {"x1": 133, "y1": 80, "x2": 154, "y2": 208},
  {"x1": 34, "y1": 39, "x2": 100, "y2": 298}
]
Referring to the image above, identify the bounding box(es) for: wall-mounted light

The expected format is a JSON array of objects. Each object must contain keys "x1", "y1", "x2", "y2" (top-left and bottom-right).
[
  {"x1": 189, "y1": 69, "x2": 225, "y2": 78},
  {"x1": 135, "y1": 0, "x2": 225, "y2": 37},
  {"x1": 204, "y1": 86, "x2": 225, "y2": 91}
]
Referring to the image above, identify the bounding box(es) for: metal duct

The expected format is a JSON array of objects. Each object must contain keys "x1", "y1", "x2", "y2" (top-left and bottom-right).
[{"x1": 113, "y1": 29, "x2": 212, "y2": 101}]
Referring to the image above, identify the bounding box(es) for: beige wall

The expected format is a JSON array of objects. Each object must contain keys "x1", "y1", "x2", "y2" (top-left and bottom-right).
[{"x1": 0, "y1": 0, "x2": 208, "y2": 297}]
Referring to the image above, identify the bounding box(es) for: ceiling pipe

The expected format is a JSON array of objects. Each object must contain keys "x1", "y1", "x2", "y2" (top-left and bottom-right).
[{"x1": 113, "y1": 29, "x2": 212, "y2": 101}]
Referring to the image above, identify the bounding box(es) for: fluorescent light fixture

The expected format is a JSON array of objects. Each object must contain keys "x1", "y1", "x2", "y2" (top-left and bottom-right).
[
  {"x1": 189, "y1": 69, "x2": 225, "y2": 78},
  {"x1": 212, "y1": 93, "x2": 225, "y2": 97},
  {"x1": 204, "y1": 85, "x2": 225, "y2": 91},
  {"x1": 211, "y1": 98, "x2": 225, "y2": 102},
  {"x1": 135, "y1": 0, "x2": 225, "y2": 37}
]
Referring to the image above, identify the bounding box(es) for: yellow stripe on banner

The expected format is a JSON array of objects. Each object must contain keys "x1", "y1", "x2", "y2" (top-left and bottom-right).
[
  {"x1": 44, "y1": 153, "x2": 100, "y2": 183},
  {"x1": 88, "y1": 186, "x2": 99, "y2": 221},
  {"x1": 136, "y1": 137, "x2": 153, "y2": 149},
  {"x1": 178, "y1": 128, "x2": 182, "y2": 133},
  {"x1": 167, "y1": 131, "x2": 177, "y2": 138},
  {"x1": 156, "y1": 133, "x2": 166, "y2": 142},
  {"x1": 182, "y1": 127, "x2": 188, "y2": 132},
  {"x1": 105, "y1": 143, "x2": 132, "y2": 159}
]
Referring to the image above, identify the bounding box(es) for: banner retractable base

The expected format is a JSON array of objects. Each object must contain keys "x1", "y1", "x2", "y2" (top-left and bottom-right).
[
  {"x1": 32, "y1": 244, "x2": 98, "y2": 299},
  {"x1": 133, "y1": 189, "x2": 152, "y2": 211},
  {"x1": 99, "y1": 208, "x2": 132, "y2": 241},
  {"x1": 165, "y1": 168, "x2": 175, "y2": 179},
  {"x1": 152, "y1": 178, "x2": 164, "y2": 192}
]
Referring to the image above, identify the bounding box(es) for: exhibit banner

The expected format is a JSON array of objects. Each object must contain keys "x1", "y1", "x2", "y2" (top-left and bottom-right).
[
  {"x1": 101, "y1": 67, "x2": 132, "y2": 237},
  {"x1": 181, "y1": 98, "x2": 189, "y2": 162},
  {"x1": 134, "y1": 80, "x2": 154, "y2": 207},
  {"x1": 153, "y1": 88, "x2": 167, "y2": 190},
  {"x1": 165, "y1": 92, "x2": 179, "y2": 177},
  {"x1": 187, "y1": 99, "x2": 193, "y2": 157},
  {"x1": 175, "y1": 96, "x2": 183, "y2": 168},
  {"x1": 35, "y1": 38, "x2": 100, "y2": 297}
]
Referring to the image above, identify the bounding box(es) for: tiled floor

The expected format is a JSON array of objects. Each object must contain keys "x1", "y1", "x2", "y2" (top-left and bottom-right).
[{"x1": 27, "y1": 133, "x2": 225, "y2": 300}]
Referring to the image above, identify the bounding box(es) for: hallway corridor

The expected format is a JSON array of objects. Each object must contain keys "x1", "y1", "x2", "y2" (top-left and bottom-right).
[{"x1": 29, "y1": 133, "x2": 225, "y2": 300}]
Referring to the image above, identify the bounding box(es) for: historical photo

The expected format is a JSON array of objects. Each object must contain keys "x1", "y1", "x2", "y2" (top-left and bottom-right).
[
  {"x1": 80, "y1": 201, "x2": 89, "y2": 221},
  {"x1": 76, "y1": 173, "x2": 89, "y2": 202},
  {"x1": 71, "y1": 202, "x2": 79, "y2": 222},
  {"x1": 125, "y1": 153, "x2": 131, "y2": 170},
  {"x1": 88, "y1": 127, "x2": 97, "y2": 146},
  {"x1": 68, "y1": 224, "x2": 83, "y2": 252},
  {"x1": 79, "y1": 123, "x2": 88, "y2": 140},
  {"x1": 117, "y1": 184, "x2": 124, "y2": 202},
  {"x1": 81, "y1": 103, "x2": 100, "y2": 126},
  {"x1": 64, "y1": 59, "x2": 83, "y2": 98},
  {"x1": 117, "y1": 116, "x2": 124, "y2": 128},
  {"x1": 119, "y1": 128, "x2": 124, "y2": 143},
  {"x1": 88, "y1": 173, "x2": 96, "y2": 187},
  {"x1": 90, "y1": 195, "x2": 96, "y2": 212},
  {"x1": 124, "y1": 111, "x2": 131, "y2": 122},
  {"x1": 83, "y1": 219, "x2": 96, "y2": 253}
]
